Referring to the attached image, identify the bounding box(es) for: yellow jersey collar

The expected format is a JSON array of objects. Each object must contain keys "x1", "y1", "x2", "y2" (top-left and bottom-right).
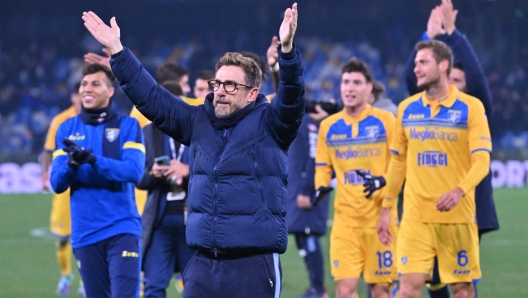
[
  {"x1": 421, "y1": 85, "x2": 459, "y2": 108},
  {"x1": 343, "y1": 104, "x2": 373, "y2": 122}
]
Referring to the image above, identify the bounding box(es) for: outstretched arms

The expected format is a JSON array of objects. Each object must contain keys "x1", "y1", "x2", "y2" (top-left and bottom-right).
[{"x1": 82, "y1": 11, "x2": 196, "y2": 144}]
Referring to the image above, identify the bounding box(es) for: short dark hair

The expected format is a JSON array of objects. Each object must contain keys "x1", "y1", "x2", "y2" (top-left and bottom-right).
[
  {"x1": 216, "y1": 52, "x2": 262, "y2": 89},
  {"x1": 453, "y1": 62, "x2": 464, "y2": 72},
  {"x1": 195, "y1": 70, "x2": 215, "y2": 81},
  {"x1": 371, "y1": 80, "x2": 386, "y2": 100},
  {"x1": 415, "y1": 40, "x2": 454, "y2": 75},
  {"x1": 240, "y1": 51, "x2": 269, "y2": 82},
  {"x1": 72, "y1": 81, "x2": 81, "y2": 94},
  {"x1": 156, "y1": 62, "x2": 189, "y2": 84},
  {"x1": 82, "y1": 64, "x2": 115, "y2": 86},
  {"x1": 341, "y1": 58, "x2": 373, "y2": 83},
  {"x1": 160, "y1": 81, "x2": 184, "y2": 96}
]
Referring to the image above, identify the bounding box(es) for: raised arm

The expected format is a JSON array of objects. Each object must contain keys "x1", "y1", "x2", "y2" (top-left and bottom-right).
[
  {"x1": 82, "y1": 11, "x2": 195, "y2": 144},
  {"x1": 439, "y1": 0, "x2": 493, "y2": 117},
  {"x1": 265, "y1": 3, "x2": 306, "y2": 149}
]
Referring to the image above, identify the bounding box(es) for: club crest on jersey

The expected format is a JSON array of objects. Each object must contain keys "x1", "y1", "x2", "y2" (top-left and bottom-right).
[
  {"x1": 401, "y1": 256, "x2": 408, "y2": 265},
  {"x1": 366, "y1": 126, "x2": 379, "y2": 140},
  {"x1": 447, "y1": 110, "x2": 462, "y2": 125},
  {"x1": 105, "y1": 128, "x2": 120, "y2": 142},
  {"x1": 333, "y1": 260, "x2": 339, "y2": 268}
]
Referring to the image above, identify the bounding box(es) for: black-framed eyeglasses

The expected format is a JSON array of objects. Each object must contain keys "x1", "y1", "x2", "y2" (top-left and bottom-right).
[{"x1": 207, "y1": 80, "x2": 254, "y2": 93}]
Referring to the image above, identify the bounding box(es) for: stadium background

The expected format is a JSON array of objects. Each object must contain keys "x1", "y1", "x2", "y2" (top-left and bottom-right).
[{"x1": 0, "y1": 0, "x2": 527, "y2": 297}]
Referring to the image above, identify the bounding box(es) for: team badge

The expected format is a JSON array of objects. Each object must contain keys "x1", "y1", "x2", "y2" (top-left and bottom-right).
[
  {"x1": 333, "y1": 260, "x2": 339, "y2": 268},
  {"x1": 366, "y1": 126, "x2": 379, "y2": 140},
  {"x1": 401, "y1": 256, "x2": 408, "y2": 265},
  {"x1": 447, "y1": 110, "x2": 462, "y2": 125},
  {"x1": 105, "y1": 128, "x2": 120, "y2": 142}
]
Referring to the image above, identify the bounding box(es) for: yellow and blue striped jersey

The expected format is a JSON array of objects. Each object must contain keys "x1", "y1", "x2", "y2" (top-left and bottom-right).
[
  {"x1": 315, "y1": 105, "x2": 396, "y2": 228},
  {"x1": 388, "y1": 85, "x2": 492, "y2": 223}
]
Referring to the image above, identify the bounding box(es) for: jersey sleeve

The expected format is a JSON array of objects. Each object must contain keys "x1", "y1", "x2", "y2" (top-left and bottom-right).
[
  {"x1": 384, "y1": 105, "x2": 408, "y2": 208},
  {"x1": 92, "y1": 118, "x2": 146, "y2": 183},
  {"x1": 50, "y1": 121, "x2": 77, "y2": 193},
  {"x1": 456, "y1": 100, "x2": 492, "y2": 195},
  {"x1": 383, "y1": 112, "x2": 396, "y2": 170},
  {"x1": 314, "y1": 119, "x2": 333, "y2": 189},
  {"x1": 44, "y1": 115, "x2": 63, "y2": 151},
  {"x1": 468, "y1": 101, "x2": 492, "y2": 154}
]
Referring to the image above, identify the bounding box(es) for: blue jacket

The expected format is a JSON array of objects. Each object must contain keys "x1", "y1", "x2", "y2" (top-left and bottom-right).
[
  {"x1": 111, "y1": 46, "x2": 305, "y2": 254},
  {"x1": 50, "y1": 113, "x2": 145, "y2": 248},
  {"x1": 404, "y1": 30, "x2": 499, "y2": 233},
  {"x1": 286, "y1": 115, "x2": 329, "y2": 235}
]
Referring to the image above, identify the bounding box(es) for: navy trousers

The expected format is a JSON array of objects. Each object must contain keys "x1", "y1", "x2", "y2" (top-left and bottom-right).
[
  {"x1": 73, "y1": 233, "x2": 140, "y2": 298},
  {"x1": 294, "y1": 233, "x2": 325, "y2": 293},
  {"x1": 143, "y1": 213, "x2": 195, "y2": 298},
  {"x1": 183, "y1": 251, "x2": 282, "y2": 298}
]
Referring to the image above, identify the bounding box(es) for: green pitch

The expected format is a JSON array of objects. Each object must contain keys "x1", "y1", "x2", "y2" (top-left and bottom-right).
[{"x1": 0, "y1": 188, "x2": 526, "y2": 297}]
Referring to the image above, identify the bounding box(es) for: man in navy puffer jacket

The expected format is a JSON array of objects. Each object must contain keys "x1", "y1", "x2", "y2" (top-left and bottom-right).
[{"x1": 83, "y1": 3, "x2": 304, "y2": 297}]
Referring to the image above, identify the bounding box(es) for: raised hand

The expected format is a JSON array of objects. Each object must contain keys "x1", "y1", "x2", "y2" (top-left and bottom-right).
[
  {"x1": 266, "y1": 36, "x2": 280, "y2": 68},
  {"x1": 441, "y1": 0, "x2": 458, "y2": 35},
  {"x1": 426, "y1": 6, "x2": 446, "y2": 39},
  {"x1": 279, "y1": 3, "x2": 298, "y2": 53},
  {"x1": 84, "y1": 48, "x2": 111, "y2": 69},
  {"x1": 82, "y1": 12, "x2": 123, "y2": 55}
]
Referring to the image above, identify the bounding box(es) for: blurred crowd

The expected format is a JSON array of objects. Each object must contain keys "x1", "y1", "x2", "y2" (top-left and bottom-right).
[
  {"x1": 1, "y1": 35, "x2": 527, "y2": 161},
  {"x1": 1, "y1": 0, "x2": 527, "y2": 162}
]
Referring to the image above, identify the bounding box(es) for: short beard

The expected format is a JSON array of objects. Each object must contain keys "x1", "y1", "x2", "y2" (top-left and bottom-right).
[
  {"x1": 214, "y1": 100, "x2": 245, "y2": 118},
  {"x1": 417, "y1": 74, "x2": 441, "y2": 91}
]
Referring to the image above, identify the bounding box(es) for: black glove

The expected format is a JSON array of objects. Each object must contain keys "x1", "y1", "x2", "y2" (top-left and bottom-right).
[
  {"x1": 355, "y1": 170, "x2": 386, "y2": 199},
  {"x1": 312, "y1": 186, "x2": 333, "y2": 206},
  {"x1": 63, "y1": 138, "x2": 97, "y2": 167}
]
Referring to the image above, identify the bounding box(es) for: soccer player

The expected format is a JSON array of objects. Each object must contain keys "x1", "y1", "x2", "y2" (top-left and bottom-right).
[
  {"x1": 193, "y1": 70, "x2": 215, "y2": 98},
  {"x1": 50, "y1": 64, "x2": 146, "y2": 297},
  {"x1": 41, "y1": 82, "x2": 84, "y2": 296},
  {"x1": 315, "y1": 58, "x2": 398, "y2": 298},
  {"x1": 402, "y1": 3, "x2": 498, "y2": 297},
  {"x1": 82, "y1": 3, "x2": 303, "y2": 296},
  {"x1": 378, "y1": 39, "x2": 491, "y2": 298}
]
